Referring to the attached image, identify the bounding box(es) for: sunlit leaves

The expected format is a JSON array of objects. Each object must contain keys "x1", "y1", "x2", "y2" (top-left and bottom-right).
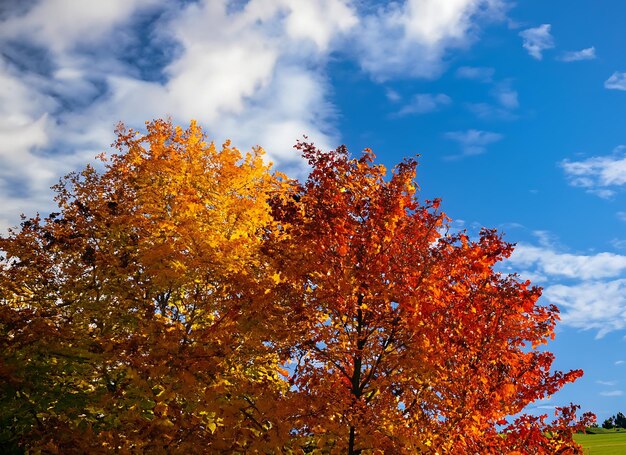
[
  {"x1": 0, "y1": 121, "x2": 590, "y2": 453},
  {"x1": 270, "y1": 141, "x2": 591, "y2": 454},
  {"x1": 0, "y1": 120, "x2": 289, "y2": 452}
]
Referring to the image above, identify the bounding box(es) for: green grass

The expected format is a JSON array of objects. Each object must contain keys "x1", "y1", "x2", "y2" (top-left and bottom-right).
[{"x1": 574, "y1": 430, "x2": 626, "y2": 454}]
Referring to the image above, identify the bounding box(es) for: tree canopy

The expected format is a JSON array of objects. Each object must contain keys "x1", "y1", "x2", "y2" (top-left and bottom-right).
[{"x1": 0, "y1": 120, "x2": 593, "y2": 453}]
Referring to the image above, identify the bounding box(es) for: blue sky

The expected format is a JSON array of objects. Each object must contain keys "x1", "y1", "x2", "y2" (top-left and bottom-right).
[{"x1": 2, "y1": 0, "x2": 626, "y2": 423}]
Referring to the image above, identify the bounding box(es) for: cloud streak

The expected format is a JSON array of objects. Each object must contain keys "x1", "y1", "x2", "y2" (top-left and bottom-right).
[
  {"x1": 461, "y1": 69, "x2": 519, "y2": 120},
  {"x1": 559, "y1": 47, "x2": 596, "y2": 62},
  {"x1": 509, "y1": 244, "x2": 626, "y2": 281},
  {"x1": 456, "y1": 66, "x2": 495, "y2": 82},
  {"x1": 506, "y1": 242, "x2": 626, "y2": 338},
  {"x1": 445, "y1": 129, "x2": 503, "y2": 157},
  {"x1": 561, "y1": 146, "x2": 626, "y2": 198},
  {"x1": 492, "y1": 82, "x2": 519, "y2": 109},
  {"x1": 599, "y1": 390, "x2": 624, "y2": 397},
  {"x1": 395, "y1": 93, "x2": 452, "y2": 116}
]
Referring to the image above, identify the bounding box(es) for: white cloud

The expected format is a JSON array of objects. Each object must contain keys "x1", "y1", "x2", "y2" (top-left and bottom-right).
[
  {"x1": 561, "y1": 146, "x2": 626, "y2": 197},
  {"x1": 616, "y1": 360, "x2": 625, "y2": 366},
  {"x1": 0, "y1": 0, "x2": 161, "y2": 54},
  {"x1": 208, "y1": 65, "x2": 338, "y2": 173},
  {"x1": 445, "y1": 129, "x2": 503, "y2": 156},
  {"x1": 395, "y1": 93, "x2": 451, "y2": 116},
  {"x1": 559, "y1": 46, "x2": 596, "y2": 62},
  {"x1": 456, "y1": 66, "x2": 494, "y2": 82},
  {"x1": 0, "y1": 56, "x2": 92, "y2": 223},
  {"x1": 353, "y1": 0, "x2": 506, "y2": 80},
  {"x1": 402, "y1": 0, "x2": 492, "y2": 44},
  {"x1": 605, "y1": 72, "x2": 626, "y2": 91},
  {"x1": 0, "y1": 0, "x2": 507, "y2": 230},
  {"x1": 505, "y1": 241, "x2": 626, "y2": 338},
  {"x1": 280, "y1": 0, "x2": 358, "y2": 52},
  {"x1": 164, "y1": 12, "x2": 279, "y2": 122},
  {"x1": 597, "y1": 380, "x2": 617, "y2": 386},
  {"x1": 509, "y1": 244, "x2": 626, "y2": 281},
  {"x1": 545, "y1": 281, "x2": 626, "y2": 338},
  {"x1": 0, "y1": 0, "x2": 356, "y2": 228},
  {"x1": 519, "y1": 24, "x2": 554, "y2": 60}
]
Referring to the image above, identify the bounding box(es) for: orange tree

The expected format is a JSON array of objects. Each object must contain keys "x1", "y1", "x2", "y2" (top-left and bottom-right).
[
  {"x1": 268, "y1": 142, "x2": 593, "y2": 454},
  {"x1": 0, "y1": 120, "x2": 592, "y2": 453}
]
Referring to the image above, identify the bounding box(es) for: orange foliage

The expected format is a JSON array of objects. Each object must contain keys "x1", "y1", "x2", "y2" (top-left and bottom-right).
[
  {"x1": 269, "y1": 142, "x2": 593, "y2": 453},
  {"x1": 0, "y1": 121, "x2": 593, "y2": 453}
]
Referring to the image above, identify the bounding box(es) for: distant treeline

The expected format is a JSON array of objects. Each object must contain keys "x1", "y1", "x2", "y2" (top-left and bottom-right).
[{"x1": 602, "y1": 412, "x2": 626, "y2": 429}]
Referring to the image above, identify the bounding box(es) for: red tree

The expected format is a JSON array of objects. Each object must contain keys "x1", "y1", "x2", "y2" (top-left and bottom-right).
[{"x1": 269, "y1": 143, "x2": 592, "y2": 453}]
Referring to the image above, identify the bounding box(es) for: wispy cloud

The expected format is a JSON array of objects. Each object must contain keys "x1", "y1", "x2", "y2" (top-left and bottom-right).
[
  {"x1": 561, "y1": 146, "x2": 626, "y2": 198},
  {"x1": 519, "y1": 24, "x2": 554, "y2": 60},
  {"x1": 492, "y1": 81, "x2": 519, "y2": 109},
  {"x1": 509, "y1": 245, "x2": 626, "y2": 281},
  {"x1": 445, "y1": 129, "x2": 503, "y2": 157},
  {"x1": 466, "y1": 78, "x2": 519, "y2": 120},
  {"x1": 395, "y1": 93, "x2": 452, "y2": 116},
  {"x1": 605, "y1": 72, "x2": 626, "y2": 91},
  {"x1": 531, "y1": 230, "x2": 559, "y2": 249},
  {"x1": 385, "y1": 88, "x2": 402, "y2": 102},
  {"x1": 597, "y1": 380, "x2": 618, "y2": 386},
  {"x1": 600, "y1": 390, "x2": 624, "y2": 397},
  {"x1": 616, "y1": 360, "x2": 625, "y2": 366},
  {"x1": 545, "y1": 281, "x2": 626, "y2": 337},
  {"x1": 559, "y1": 46, "x2": 596, "y2": 62},
  {"x1": 466, "y1": 103, "x2": 516, "y2": 120},
  {"x1": 532, "y1": 405, "x2": 558, "y2": 410},
  {"x1": 456, "y1": 66, "x2": 494, "y2": 83}
]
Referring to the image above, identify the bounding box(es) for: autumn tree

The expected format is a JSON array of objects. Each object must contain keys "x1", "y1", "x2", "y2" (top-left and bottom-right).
[
  {"x1": 0, "y1": 121, "x2": 592, "y2": 453},
  {"x1": 269, "y1": 143, "x2": 593, "y2": 454},
  {"x1": 0, "y1": 120, "x2": 291, "y2": 453}
]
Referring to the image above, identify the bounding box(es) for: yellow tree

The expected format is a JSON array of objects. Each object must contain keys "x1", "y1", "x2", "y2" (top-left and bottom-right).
[
  {"x1": 269, "y1": 142, "x2": 592, "y2": 454},
  {"x1": 0, "y1": 120, "x2": 290, "y2": 453}
]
